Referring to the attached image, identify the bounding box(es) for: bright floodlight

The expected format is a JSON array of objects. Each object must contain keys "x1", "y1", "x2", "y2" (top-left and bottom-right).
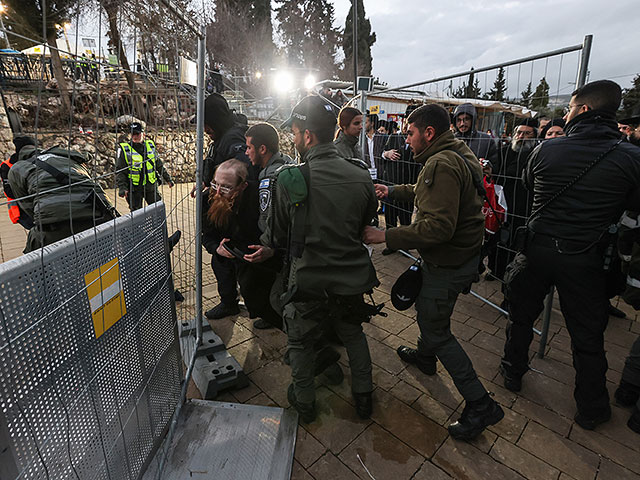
[
  {"x1": 255, "y1": 71, "x2": 262, "y2": 79},
  {"x1": 274, "y1": 71, "x2": 293, "y2": 93},
  {"x1": 0, "y1": 4, "x2": 6, "y2": 13},
  {"x1": 304, "y1": 74, "x2": 316, "y2": 90}
]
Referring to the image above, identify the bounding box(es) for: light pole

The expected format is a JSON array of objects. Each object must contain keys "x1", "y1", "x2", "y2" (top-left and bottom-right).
[{"x1": 0, "y1": 3, "x2": 11, "y2": 50}]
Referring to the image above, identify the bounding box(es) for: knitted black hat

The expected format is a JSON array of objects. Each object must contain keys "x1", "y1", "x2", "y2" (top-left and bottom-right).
[
  {"x1": 204, "y1": 93, "x2": 234, "y2": 133},
  {"x1": 13, "y1": 135, "x2": 36, "y2": 153}
]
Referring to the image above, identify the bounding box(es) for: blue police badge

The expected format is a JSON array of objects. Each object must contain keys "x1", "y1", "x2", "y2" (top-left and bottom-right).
[{"x1": 259, "y1": 178, "x2": 271, "y2": 212}]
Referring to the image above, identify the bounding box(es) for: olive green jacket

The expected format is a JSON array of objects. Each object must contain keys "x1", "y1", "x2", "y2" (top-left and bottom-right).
[
  {"x1": 385, "y1": 131, "x2": 484, "y2": 267},
  {"x1": 258, "y1": 151, "x2": 292, "y2": 233},
  {"x1": 9, "y1": 147, "x2": 114, "y2": 226},
  {"x1": 262, "y1": 142, "x2": 378, "y2": 297},
  {"x1": 334, "y1": 131, "x2": 363, "y2": 161}
]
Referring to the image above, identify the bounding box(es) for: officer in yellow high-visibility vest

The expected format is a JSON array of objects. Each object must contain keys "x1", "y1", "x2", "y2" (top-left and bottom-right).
[{"x1": 116, "y1": 122, "x2": 173, "y2": 211}]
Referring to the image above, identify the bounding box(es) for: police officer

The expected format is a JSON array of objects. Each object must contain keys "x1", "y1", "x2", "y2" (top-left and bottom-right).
[
  {"x1": 243, "y1": 122, "x2": 292, "y2": 329},
  {"x1": 250, "y1": 95, "x2": 379, "y2": 422},
  {"x1": 116, "y1": 122, "x2": 173, "y2": 211},
  {"x1": 333, "y1": 106, "x2": 363, "y2": 160},
  {"x1": 501, "y1": 80, "x2": 640, "y2": 430},
  {"x1": 198, "y1": 93, "x2": 255, "y2": 320},
  {"x1": 9, "y1": 146, "x2": 117, "y2": 253},
  {"x1": 363, "y1": 104, "x2": 504, "y2": 441},
  {"x1": 1, "y1": 136, "x2": 35, "y2": 229}
]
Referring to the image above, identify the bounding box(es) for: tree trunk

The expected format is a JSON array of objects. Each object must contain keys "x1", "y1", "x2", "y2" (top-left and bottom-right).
[
  {"x1": 46, "y1": 30, "x2": 71, "y2": 114},
  {"x1": 103, "y1": 0, "x2": 145, "y2": 119}
]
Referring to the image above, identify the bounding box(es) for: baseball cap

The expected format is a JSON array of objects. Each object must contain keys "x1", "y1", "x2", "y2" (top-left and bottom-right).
[
  {"x1": 390, "y1": 261, "x2": 423, "y2": 311},
  {"x1": 281, "y1": 95, "x2": 337, "y2": 131},
  {"x1": 130, "y1": 122, "x2": 144, "y2": 134}
]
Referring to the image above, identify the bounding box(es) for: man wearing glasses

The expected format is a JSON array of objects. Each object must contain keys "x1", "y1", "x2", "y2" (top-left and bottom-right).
[{"x1": 501, "y1": 80, "x2": 640, "y2": 431}]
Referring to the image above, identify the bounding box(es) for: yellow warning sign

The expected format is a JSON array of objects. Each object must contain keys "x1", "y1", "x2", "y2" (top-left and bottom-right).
[
  {"x1": 369, "y1": 105, "x2": 380, "y2": 114},
  {"x1": 84, "y1": 258, "x2": 127, "y2": 338}
]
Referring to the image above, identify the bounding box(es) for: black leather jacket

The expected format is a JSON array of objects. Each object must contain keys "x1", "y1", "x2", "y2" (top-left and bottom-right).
[
  {"x1": 202, "y1": 123, "x2": 254, "y2": 185},
  {"x1": 524, "y1": 110, "x2": 640, "y2": 243}
]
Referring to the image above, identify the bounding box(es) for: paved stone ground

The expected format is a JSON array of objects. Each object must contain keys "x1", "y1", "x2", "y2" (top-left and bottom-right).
[{"x1": 1, "y1": 186, "x2": 639, "y2": 480}]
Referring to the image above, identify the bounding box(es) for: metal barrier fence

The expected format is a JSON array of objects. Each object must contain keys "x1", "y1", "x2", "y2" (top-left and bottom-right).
[
  {"x1": 352, "y1": 36, "x2": 593, "y2": 355},
  {"x1": 0, "y1": 203, "x2": 181, "y2": 479},
  {"x1": 0, "y1": 0, "x2": 207, "y2": 478}
]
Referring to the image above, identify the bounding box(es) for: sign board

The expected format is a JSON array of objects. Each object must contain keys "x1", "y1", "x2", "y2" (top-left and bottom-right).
[
  {"x1": 85, "y1": 257, "x2": 127, "y2": 338},
  {"x1": 369, "y1": 105, "x2": 380, "y2": 114},
  {"x1": 180, "y1": 55, "x2": 198, "y2": 86},
  {"x1": 357, "y1": 76, "x2": 374, "y2": 92}
]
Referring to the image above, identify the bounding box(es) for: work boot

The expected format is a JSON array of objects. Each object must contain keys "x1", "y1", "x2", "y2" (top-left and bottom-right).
[
  {"x1": 381, "y1": 247, "x2": 396, "y2": 256},
  {"x1": 287, "y1": 384, "x2": 316, "y2": 423},
  {"x1": 173, "y1": 289, "x2": 184, "y2": 302},
  {"x1": 253, "y1": 318, "x2": 275, "y2": 329},
  {"x1": 574, "y1": 406, "x2": 611, "y2": 430},
  {"x1": 615, "y1": 380, "x2": 640, "y2": 407},
  {"x1": 448, "y1": 394, "x2": 504, "y2": 441},
  {"x1": 205, "y1": 302, "x2": 240, "y2": 320},
  {"x1": 608, "y1": 302, "x2": 627, "y2": 319},
  {"x1": 628, "y1": 408, "x2": 640, "y2": 434},
  {"x1": 168, "y1": 229, "x2": 182, "y2": 251},
  {"x1": 353, "y1": 391, "x2": 373, "y2": 419},
  {"x1": 396, "y1": 346, "x2": 436, "y2": 375},
  {"x1": 499, "y1": 364, "x2": 523, "y2": 392}
]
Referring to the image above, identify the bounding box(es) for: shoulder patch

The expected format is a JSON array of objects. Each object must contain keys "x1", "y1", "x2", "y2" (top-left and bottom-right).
[
  {"x1": 346, "y1": 157, "x2": 368, "y2": 170},
  {"x1": 259, "y1": 178, "x2": 270, "y2": 189}
]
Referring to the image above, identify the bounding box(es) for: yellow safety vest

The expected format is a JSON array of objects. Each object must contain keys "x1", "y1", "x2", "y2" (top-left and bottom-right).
[{"x1": 119, "y1": 140, "x2": 157, "y2": 186}]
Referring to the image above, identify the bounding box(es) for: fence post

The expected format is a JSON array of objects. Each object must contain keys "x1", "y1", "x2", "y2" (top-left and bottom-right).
[
  {"x1": 359, "y1": 91, "x2": 367, "y2": 161},
  {"x1": 194, "y1": 26, "x2": 206, "y2": 348},
  {"x1": 576, "y1": 34, "x2": 593, "y2": 88}
]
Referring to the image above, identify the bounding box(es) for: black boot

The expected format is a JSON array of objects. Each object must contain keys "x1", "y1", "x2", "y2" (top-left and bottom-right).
[
  {"x1": 168, "y1": 229, "x2": 182, "y2": 251},
  {"x1": 448, "y1": 394, "x2": 504, "y2": 441},
  {"x1": 396, "y1": 345, "x2": 436, "y2": 375},
  {"x1": 287, "y1": 384, "x2": 316, "y2": 423},
  {"x1": 499, "y1": 364, "x2": 523, "y2": 392},
  {"x1": 353, "y1": 391, "x2": 373, "y2": 419},
  {"x1": 173, "y1": 289, "x2": 184, "y2": 302},
  {"x1": 205, "y1": 302, "x2": 240, "y2": 320},
  {"x1": 615, "y1": 380, "x2": 640, "y2": 407},
  {"x1": 608, "y1": 302, "x2": 627, "y2": 319},
  {"x1": 574, "y1": 406, "x2": 611, "y2": 430}
]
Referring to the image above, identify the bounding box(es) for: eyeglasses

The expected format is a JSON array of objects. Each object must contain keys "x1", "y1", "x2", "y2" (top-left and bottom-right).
[
  {"x1": 563, "y1": 103, "x2": 584, "y2": 115},
  {"x1": 210, "y1": 181, "x2": 235, "y2": 195}
]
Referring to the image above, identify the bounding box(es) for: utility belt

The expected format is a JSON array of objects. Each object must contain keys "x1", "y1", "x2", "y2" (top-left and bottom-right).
[
  {"x1": 292, "y1": 291, "x2": 386, "y2": 325},
  {"x1": 528, "y1": 231, "x2": 601, "y2": 255},
  {"x1": 38, "y1": 216, "x2": 110, "y2": 232}
]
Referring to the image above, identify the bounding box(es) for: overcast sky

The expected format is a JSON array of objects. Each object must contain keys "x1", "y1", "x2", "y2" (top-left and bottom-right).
[{"x1": 331, "y1": 0, "x2": 638, "y2": 95}]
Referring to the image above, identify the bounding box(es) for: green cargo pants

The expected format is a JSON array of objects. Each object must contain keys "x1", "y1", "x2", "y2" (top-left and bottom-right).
[
  {"x1": 283, "y1": 297, "x2": 373, "y2": 405},
  {"x1": 415, "y1": 255, "x2": 487, "y2": 402}
]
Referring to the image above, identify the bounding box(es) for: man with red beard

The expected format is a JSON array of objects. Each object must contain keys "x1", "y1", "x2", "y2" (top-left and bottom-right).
[{"x1": 202, "y1": 159, "x2": 281, "y2": 329}]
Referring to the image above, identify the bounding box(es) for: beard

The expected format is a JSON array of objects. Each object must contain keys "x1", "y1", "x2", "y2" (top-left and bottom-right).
[
  {"x1": 511, "y1": 138, "x2": 537, "y2": 153},
  {"x1": 629, "y1": 131, "x2": 640, "y2": 147},
  {"x1": 207, "y1": 191, "x2": 236, "y2": 230}
]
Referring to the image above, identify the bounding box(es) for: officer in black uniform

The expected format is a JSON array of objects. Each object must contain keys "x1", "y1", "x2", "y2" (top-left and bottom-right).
[{"x1": 501, "y1": 80, "x2": 640, "y2": 430}]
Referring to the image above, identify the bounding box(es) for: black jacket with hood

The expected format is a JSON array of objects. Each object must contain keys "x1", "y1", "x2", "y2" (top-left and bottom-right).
[
  {"x1": 452, "y1": 103, "x2": 498, "y2": 167},
  {"x1": 524, "y1": 109, "x2": 640, "y2": 243}
]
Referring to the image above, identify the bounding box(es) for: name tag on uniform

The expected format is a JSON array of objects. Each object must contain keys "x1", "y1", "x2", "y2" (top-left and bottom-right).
[{"x1": 368, "y1": 168, "x2": 377, "y2": 180}]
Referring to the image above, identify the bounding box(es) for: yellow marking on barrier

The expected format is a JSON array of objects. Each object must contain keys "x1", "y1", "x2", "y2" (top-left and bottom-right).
[
  {"x1": 84, "y1": 258, "x2": 127, "y2": 338},
  {"x1": 369, "y1": 105, "x2": 380, "y2": 114}
]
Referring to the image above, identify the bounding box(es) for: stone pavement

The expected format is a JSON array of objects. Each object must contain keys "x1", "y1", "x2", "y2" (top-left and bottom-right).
[{"x1": 1, "y1": 189, "x2": 639, "y2": 480}]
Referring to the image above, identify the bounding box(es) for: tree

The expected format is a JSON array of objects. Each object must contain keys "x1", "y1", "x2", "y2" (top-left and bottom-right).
[
  {"x1": 488, "y1": 67, "x2": 506, "y2": 101},
  {"x1": 531, "y1": 77, "x2": 550, "y2": 110},
  {"x1": 343, "y1": 0, "x2": 376, "y2": 77},
  {"x1": 5, "y1": 0, "x2": 74, "y2": 113},
  {"x1": 621, "y1": 74, "x2": 640, "y2": 118},
  {"x1": 275, "y1": 0, "x2": 341, "y2": 79},
  {"x1": 519, "y1": 82, "x2": 533, "y2": 108}
]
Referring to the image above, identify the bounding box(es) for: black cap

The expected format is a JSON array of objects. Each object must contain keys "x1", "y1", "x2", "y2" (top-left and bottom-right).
[
  {"x1": 517, "y1": 117, "x2": 539, "y2": 129},
  {"x1": 130, "y1": 122, "x2": 143, "y2": 134},
  {"x1": 281, "y1": 95, "x2": 337, "y2": 130},
  {"x1": 619, "y1": 106, "x2": 640, "y2": 126},
  {"x1": 13, "y1": 135, "x2": 36, "y2": 153},
  {"x1": 390, "y1": 262, "x2": 422, "y2": 311},
  {"x1": 204, "y1": 93, "x2": 234, "y2": 133}
]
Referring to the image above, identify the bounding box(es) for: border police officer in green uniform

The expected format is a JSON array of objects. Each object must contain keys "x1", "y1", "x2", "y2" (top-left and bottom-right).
[
  {"x1": 116, "y1": 122, "x2": 173, "y2": 210},
  {"x1": 248, "y1": 96, "x2": 379, "y2": 422}
]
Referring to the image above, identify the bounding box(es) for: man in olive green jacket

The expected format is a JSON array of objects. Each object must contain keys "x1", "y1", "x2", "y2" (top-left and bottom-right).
[
  {"x1": 249, "y1": 95, "x2": 379, "y2": 423},
  {"x1": 363, "y1": 104, "x2": 503, "y2": 441}
]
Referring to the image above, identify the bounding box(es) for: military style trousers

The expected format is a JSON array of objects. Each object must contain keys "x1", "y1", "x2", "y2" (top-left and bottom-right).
[
  {"x1": 283, "y1": 298, "x2": 373, "y2": 405},
  {"x1": 128, "y1": 185, "x2": 162, "y2": 211},
  {"x1": 502, "y1": 238, "x2": 610, "y2": 417},
  {"x1": 622, "y1": 336, "x2": 640, "y2": 411},
  {"x1": 414, "y1": 255, "x2": 487, "y2": 402},
  {"x1": 25, "y1": 218, "x2": 106, "y2": 253}
]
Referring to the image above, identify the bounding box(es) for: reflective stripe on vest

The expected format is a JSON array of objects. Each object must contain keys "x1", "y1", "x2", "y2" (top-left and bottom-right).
[
  {"x1": 119, "y1": 140, "x2": 157, "y2": 186},
  {"x1": 1, "y1": 157, "x2": 20, "y2": 224}
]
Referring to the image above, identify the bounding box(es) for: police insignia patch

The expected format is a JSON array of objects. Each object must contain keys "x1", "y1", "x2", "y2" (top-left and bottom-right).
[{"x1": 259, "y1": 188, "x2": 271, "y2": 212}]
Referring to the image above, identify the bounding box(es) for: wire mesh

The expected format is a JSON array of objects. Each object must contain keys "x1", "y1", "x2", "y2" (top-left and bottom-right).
[{"x1": 0, "y1": 0, "x2": 203, "y2": 478}]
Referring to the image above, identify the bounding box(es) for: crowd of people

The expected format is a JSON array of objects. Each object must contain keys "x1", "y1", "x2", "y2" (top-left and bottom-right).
[{"x1": 3, "y1": 77, "x2": 640, "y2": 442}]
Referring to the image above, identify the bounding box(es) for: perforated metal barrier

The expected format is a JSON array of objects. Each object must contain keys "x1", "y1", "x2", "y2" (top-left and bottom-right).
[{"x1": 0, "y1": 202, "x2": 181, "y2": 480}]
